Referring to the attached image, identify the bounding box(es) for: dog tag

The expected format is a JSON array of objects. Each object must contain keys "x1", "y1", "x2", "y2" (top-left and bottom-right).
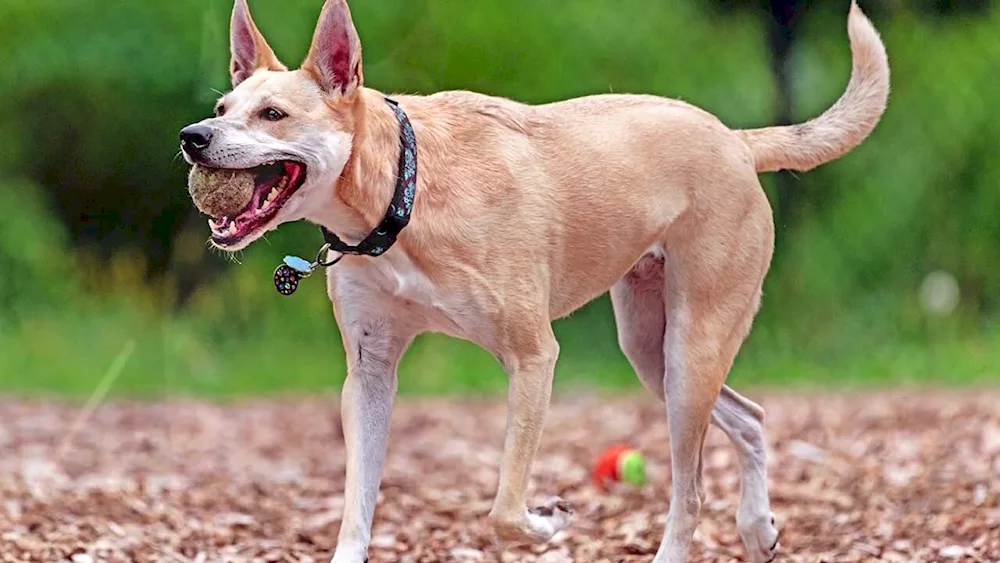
[
  {"x1": 273, "y1": 264, "x2": 303, "y2": 295},
  {"x1": 273, "y1": 255, "x2": 314, "y2": 296},
  {"x1": 283, "y1": 256, "x2": 314, "y2": 273}
]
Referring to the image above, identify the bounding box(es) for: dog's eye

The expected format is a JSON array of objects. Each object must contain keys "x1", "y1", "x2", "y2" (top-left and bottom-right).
[
  {"x1": 214, "y1": 104, "x2": 226, "y2": 117},
  {"x1": 260, "y1": 107, "x2": 287, "y2": 121}
]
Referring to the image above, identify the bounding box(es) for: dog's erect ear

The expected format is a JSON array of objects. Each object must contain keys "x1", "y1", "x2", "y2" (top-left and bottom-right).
[
  {"x1": 230, "y1": 0, "x2": 287, "y2": 88},
  {"x1": 301, "y1": 0, "x2": 363, "y2": 97}
]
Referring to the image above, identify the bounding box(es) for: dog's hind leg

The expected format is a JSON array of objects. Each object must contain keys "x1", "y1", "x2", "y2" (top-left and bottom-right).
[
  {"x1": 613, "y1": 189, "x2": 776, "y2": 563},
  {"x1": 611, "y1": 254, "x2": 669, "y2": 397},
  {"x1": 654, "y1": 195, "x2": 774, "y2": 563},
  {"x1": 612, "y1": 255, "x2": 779, "y2": 563},
  {"x1": 488, "y1": 319, "x2": 572, "y2": 549},
  {"x1": 711, "y1": 386, "x2": 779, "y2": 562}
]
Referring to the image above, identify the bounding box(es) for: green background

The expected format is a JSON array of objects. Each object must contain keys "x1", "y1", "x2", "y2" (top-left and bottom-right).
[{"x1": 1, "y1": 0, "x2": 998, "y2": 398}]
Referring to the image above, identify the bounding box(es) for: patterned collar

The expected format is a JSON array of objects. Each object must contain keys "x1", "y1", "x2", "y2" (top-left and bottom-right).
[
  {"x1": 320, "y1": 97, "x2": 417, "y2": 257},
  {"x1": 272, "y1": 97, "x2": 417, "y2": 296}
]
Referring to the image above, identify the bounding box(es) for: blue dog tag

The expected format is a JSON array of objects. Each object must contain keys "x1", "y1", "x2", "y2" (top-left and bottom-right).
[{"x1": 283, "y1": 255, "x2": 314, "y2": 273}]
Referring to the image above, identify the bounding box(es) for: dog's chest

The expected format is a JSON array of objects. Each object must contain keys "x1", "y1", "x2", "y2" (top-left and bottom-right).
[
  {"x1": 335, "y1": 253, "x2": 493, "y2": 345},
  {"x1": 372, "y1": 254, "x2": 440, "y2": 305}
]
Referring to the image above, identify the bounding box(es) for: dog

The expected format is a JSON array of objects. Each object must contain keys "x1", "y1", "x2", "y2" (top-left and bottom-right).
[{"x1": 179, "y1": 1, "x2": 889, "y2": 561}]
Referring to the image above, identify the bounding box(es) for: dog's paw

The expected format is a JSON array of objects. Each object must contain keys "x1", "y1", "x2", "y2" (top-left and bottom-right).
[
  {"x1": 738, "y1": 512, "x2": 779, "y2": 563},
  {"x1": 526, "y1": 496, "x2": 573, "y2": 540},
  {"x1": 492, "y1": 497, "x2": 574, "y2": 544}
]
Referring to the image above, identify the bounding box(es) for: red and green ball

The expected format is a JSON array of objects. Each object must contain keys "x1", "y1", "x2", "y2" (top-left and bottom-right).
[{"x1": 592, "y1": 444, "x2": 646, "y2": 490}]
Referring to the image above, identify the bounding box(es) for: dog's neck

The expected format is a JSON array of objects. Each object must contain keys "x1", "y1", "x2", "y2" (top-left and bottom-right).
[{"x1": 320, "y1": 88, "x2": 409, "y2": 245}]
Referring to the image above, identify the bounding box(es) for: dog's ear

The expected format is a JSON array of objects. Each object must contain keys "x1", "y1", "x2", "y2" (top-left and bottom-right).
[
  {"x1": 301, "y1": 0, "x2": 363, "y2": 97},
  {"x1": 229, "y1": 0, "x2": 286, "y2": 88}
]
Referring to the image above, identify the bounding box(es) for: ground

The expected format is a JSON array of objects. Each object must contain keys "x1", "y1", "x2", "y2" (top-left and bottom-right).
[{"x1": 2, "y1": 390, "x2": 998, "y2": 563}]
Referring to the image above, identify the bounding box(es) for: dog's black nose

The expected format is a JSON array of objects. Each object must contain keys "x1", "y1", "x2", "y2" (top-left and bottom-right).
[{"x1": 180, "y1": 124, "x2": 213, "y2": 154}]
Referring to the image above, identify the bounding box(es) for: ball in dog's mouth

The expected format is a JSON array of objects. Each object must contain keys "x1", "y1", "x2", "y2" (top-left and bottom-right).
[{"x1": 188, "y1": 160, "x2": 307, "y2": 246}]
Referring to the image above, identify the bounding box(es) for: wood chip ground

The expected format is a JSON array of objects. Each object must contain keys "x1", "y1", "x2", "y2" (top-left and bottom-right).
[{"x1": 2, "y1": 391, "x2": 998, "y2": 562}]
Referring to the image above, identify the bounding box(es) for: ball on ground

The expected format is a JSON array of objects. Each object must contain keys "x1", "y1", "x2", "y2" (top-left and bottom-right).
[{"x1": 592, "y1": 443, "x2": 646, "y2": 490}]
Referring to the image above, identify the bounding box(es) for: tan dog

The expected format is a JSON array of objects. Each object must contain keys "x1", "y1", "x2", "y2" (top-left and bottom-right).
[{"x1": 179, "y1": 1, "x2": 889, "y2": 561}]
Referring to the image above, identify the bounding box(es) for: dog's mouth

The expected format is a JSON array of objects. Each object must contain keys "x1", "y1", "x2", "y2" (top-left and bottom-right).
[{"x1": 208, "y1": 160, "x2": 307, "y2": 246}]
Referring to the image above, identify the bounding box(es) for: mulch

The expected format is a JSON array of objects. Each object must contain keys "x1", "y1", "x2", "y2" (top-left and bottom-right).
[{"x1": 1, "y1": 390, "x2": 998, "y2": 562}]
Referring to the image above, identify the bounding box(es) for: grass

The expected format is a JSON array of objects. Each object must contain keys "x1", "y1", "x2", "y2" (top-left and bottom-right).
[{"x1": 2, "y1": 282, "x2": 998, "y2": 401}]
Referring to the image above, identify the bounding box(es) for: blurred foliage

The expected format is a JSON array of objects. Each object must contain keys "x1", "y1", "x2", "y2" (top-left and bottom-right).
[{"x1": 0, "y1": 0, "x2": 998, "y2": 396}]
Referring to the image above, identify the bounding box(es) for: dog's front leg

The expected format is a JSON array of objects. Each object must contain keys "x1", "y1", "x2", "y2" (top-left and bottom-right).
[
  {"x1": 329, "y1": 291, "x2": 415, "y2": 563},
  {"x1": 488, "y1": 326, "x2": 572, "y2": 547}
]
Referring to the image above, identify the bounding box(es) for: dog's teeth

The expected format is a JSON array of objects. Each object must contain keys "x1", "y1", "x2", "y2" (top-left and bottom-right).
[
  {"x1": 266, "y1": 160, "x2": 275, "y2": 166},
  {"x1": 268, "y1": 187, "x2": 280, "y2": 201},
  {"x1": 228, "y1": 222, "x2": 238, "y2": 236}
]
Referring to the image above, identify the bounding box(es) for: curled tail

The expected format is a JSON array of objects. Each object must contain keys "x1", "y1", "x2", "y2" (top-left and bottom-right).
[{"x1": 739, "y1": 1, "x2": 890, "y2": 173}]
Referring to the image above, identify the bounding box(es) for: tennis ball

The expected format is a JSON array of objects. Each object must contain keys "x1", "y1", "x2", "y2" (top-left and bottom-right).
[
  {"x1": 617, "y1": 449, "x2": 646, "y2": 487},
  {"x1": 592, "y1": 444, "x2": 647, "y2": 490},
  {"x1": 188, "y1": 165, "x2": 256, "y2": 218}
]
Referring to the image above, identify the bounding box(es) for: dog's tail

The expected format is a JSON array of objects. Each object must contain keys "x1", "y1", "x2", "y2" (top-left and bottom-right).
[{"x1": 737, "y1": 1, "x2": 889, "y2": 173}]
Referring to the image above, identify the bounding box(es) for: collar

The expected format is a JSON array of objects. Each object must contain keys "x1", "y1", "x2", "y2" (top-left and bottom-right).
[
  {"x1": 320, "y1": 97, "x2": 417, "y2": 258},
  {"x1": 272, "y1": 96, "x2": 417, "y2": 296}
]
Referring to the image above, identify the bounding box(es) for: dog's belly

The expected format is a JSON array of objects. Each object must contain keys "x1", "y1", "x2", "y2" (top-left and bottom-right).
[{"x1": 548, "y1": 244, "x2": 666, "y2": 321}]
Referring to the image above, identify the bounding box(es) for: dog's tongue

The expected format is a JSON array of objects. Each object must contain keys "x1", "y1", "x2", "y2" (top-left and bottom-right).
[{"x1": 284, "y1": 161, "x2": 303, "y2": 184}]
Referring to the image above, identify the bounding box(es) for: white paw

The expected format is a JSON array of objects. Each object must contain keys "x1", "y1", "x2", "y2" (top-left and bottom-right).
[
  {"x1": 738, "y1": 512, "x2": 779, "y2": 563},
  {"x1": 493, "y1": 496, "x2": 574, "y2": 544},
  {"x1": 525, "y1": 496, "x2": 573, "y2": 540}
]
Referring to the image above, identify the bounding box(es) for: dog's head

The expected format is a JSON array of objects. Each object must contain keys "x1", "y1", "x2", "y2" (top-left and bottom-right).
[{"x1": 179, "y1": 0, "x2": 364, "y2": 251}]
